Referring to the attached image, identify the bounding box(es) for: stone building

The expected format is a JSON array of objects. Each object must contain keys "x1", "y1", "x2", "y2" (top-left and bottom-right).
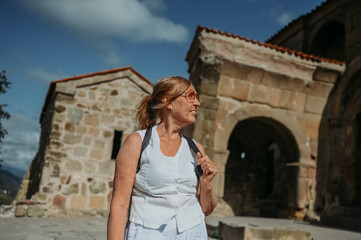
[
  {"x1": 185, "y1": 26, "x2": 344, "y2": 219},
  {"x1": 15, "y1": 67, "x2": 153, "y2": 216},
  {"x1": 267, "y1": 0, "x2": 361, "y2": 230}
]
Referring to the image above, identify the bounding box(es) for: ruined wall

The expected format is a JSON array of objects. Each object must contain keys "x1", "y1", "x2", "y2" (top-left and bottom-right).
[{"x1": 15, "y1": 69, "x2": 152, "y2": 216}]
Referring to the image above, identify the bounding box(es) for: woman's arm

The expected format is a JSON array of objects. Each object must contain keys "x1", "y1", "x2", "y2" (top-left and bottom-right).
[
  {"x1": 196, "y1": 142, "x2": 218, "y2": 216},
  {"x1": 107, "y1": 133, "x2": 142, "y2": 240}
]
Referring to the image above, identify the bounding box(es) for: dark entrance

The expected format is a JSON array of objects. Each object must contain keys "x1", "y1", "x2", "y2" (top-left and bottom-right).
[{"x1": 224, "y1": 117, "x2": 299, "y2": 217}]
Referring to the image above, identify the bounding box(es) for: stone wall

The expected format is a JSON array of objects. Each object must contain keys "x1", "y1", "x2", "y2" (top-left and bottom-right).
[
  {"x1": 15, "y1": 68, "x2": 152, "y2": 216},
  {"x1": 186, "y1": 28, "x2": 345, "y2": 219}
]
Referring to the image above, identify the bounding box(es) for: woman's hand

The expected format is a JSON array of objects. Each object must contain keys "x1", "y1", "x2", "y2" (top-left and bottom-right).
[
  {"x1": 195, "y1": 143, "x2": 218, "y2": 216},
  {"x1": 197, "y1": 153, "x2": 217, "y2": 183}
]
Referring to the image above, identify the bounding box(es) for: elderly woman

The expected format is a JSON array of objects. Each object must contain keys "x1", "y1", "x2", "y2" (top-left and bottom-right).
[{"x1": 107, "y1": 76, "x2": 218, "y2": 240}]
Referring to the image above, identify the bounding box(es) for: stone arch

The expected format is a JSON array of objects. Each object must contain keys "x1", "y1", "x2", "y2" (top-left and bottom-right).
[
  {"x1": 223, "y1": 117, "x2": 299, "y2": 216},
  {"x1": 310, "y1": 21, "x2": 345, "y2": 61},
  {"x1": 213, "y1": 103, "x2": 310, "y2": 217}
]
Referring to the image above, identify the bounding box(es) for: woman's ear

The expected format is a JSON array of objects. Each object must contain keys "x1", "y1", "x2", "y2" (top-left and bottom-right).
[{"x1": 162, "y1": 97, "x2": 172, "y2": 110}]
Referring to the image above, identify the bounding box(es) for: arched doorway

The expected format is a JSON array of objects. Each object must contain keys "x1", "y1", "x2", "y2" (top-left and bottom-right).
[
  {"x1": 310, "y1": 21, "x2": 345, "y2": 61},
  {"x1": 223, "y1": 117, "x2": 299, "y2": 217}
]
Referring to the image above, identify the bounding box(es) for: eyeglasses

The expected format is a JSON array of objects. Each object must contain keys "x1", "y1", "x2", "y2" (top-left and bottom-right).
[{"x1": 181, "y1": 90, "x2": 200, "y2": 103}]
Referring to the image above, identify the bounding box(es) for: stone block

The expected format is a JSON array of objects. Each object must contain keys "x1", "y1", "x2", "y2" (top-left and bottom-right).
[
  {"x1": 279, "y1": 91, "x2": 306, "y2": 112},
  {"x1": 82, "y1": 183, "x2": 87, "y2": 195},
  {"x1": 15, "y1": 205, "x2": 27, "y2": 217},
  {"x1": 296, "y1": 178, "x2": 308, "y2": 208},
  {"x1": 199, "y1": 95, "x2": 219, "y2": 110},
  {"x1": 305, "y1": 81, "x2": 333, "y2": 98},
  {"x1": 101, "y1": 115, "x2": 115, "y2": 124},
  {"x1": 221, "y1": 61, "x2": 250, "y2": 80},
  {"x1": 73, "y1": 146, "x2": 88, "y2": 157},
  {"x1": 296, "y1": 117, "x2": 320, "y2": 140},
  {"x1": 312, "y1": 67, "x2": 340, "y2": 83},
  {"x1": 56, "y1": 94, "x2": 74, "y2": 104},
  {"x1": 88, "y1": 127, "x2": 100, "y2": 137},
  {"x1": 247, "y1": 67, "x2": 264, "y2": 84},
  {"x1": 55, "y1": 104, "x2": 66, "y2": 113},
  {"x1": 218, "y1": 75, "x2": 235, "y2": 97},
  {"x1": 62, "y1": 183, "x2": 79, "y2": 195},
  {"x1": 262, "y1": 72, "x2": 289, "y2": 89},
  {"x1": 27, "y1": 205, "x2": 45, "y2": 217},
  {"x1": 232, "y1": 80, "x2": 250, "y2": 101},
  {"x1": 77, "y1": 89, "x2": 86, "y2": 97},
  {"x1": 305, "y1": 95, "x2": 327, "y2": 114},
  {"x1": 68, "y1": 107, "x2": 83, "y2": 124},
  {"x1": 94, "y1": 140, "x2": 105, "y2": 148},
  {"x1": 286, "y1": 78, "x2": 305, "y2": 92},
  {"x1": 52, "y1": 194, "x2": 66, "y2": 209},
  {"x1": 85, "y1": 162, "x2": 97, "y2": 174},
  {"x1": 65, "y1": 160, "x2": 82, "y2": 172},
  {"x1": 308, "y1": 168, "x2": 316, "y2": 179},
  {"x1": 75, "y1": 125, "x2": 87, "y2": 134},
  {"x1": 103, "y1": 130, "x2": 113, "y2": 138},
  {"x1": 83, "y1": 114, "x2": 100, "y2": 127},
  {"x1": 98, "y1": 161, "x2": 115, "y2": 176},
  {"x1": 65, "y1": 122, "x2": 74, "y2": 132},
  {"x1": 83, "y1": 137, "x2": 92, "y2": 145},
  {"x1": 89, "y1": 181, "x2": 107, "y2": 194},
  {"x1": 70, "y1": 195, "x2": 87, "y2": 210},
  {"x1": 249, "y1": 85, "x2": 270, "y2": 104},
  {"x1": 269, "y1": 88, "x2": 281, "y2": 107},
  {"x1": 63, "y1": 134, "x2": 82, "y2": 145},
  {"x1": 90, "y1": 149, "x2": 104, "y2": 160},
  {"x1": 88, "y1": 195, "x2": 106, "y2": 209}
]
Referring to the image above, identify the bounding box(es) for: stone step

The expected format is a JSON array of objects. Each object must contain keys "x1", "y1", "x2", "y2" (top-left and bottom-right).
[{"x1": 320, "y1": 214, "x2": 361, "y2": 232}]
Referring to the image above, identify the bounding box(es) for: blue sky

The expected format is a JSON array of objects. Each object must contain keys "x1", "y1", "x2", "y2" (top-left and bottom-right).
[{"x1": 0, "y1": 0, "x2": 325, "y2": 173}]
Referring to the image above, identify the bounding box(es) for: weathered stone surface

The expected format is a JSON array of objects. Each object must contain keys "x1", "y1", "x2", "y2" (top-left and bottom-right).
[
  {"x1": 247, "y1": 67, "x2": 264, "y2": 84},
  {"x1": 55, "y1": 105, "x2": 66, "y2": 113},
  {"x1": 27, "y1": 205, "x2": 45, "y2": 217},
  {"x1": 65, "y1": 122, "x2": 74, "y2": 132},
  {"x1": 65, "y1": 160, "x2": 82, "y2": 172},
  {"x1": 70, "y1": 196, "x2": 87, "y2": 210},
  {"x1": 73, "y1": 146, "x2": 88, "y2": 157},
  {"x1": 297, "y1": 117, "x2": 320, "y2": 139},
  {"x1": 250, "y1": 85, "x2": 270, "y2": 104},
  {"x1": 62, "y1": 183, "x2": 79, "y2": 195},
  {"x1": 88, "y1": 195, "x2": 105, "y2": 209},
  {"x1": 88, "y1": 128, "x2": 100, "y2": 137},
  {"x1": 63, "y1": 134, "x2": 82, "y2": 145},
  {"x1": 15, "y1": 205, "x2": 27, "y2": 217},
  {"x1": 262, "y1": 72, "x2": 289, "y2": 89},
  {"x1": 98, "y1": 161, "x2": 115, "y2": 176},
  {"x1": 90, "y1": 149, "x2": 104, "y2": 160},
  {"x1": 52, "y1": 194, "x2": 66, "y2": 208},
  {"x1": 233, "y1": 80, "x2": 250, "y2": 101},
  {"x1": 89, "y1": 181, "x2": 107, "y2": 194},
  {"x1": 83, "y1": 114, "x2": 99, "y2": 127},
  {"x1": 68, "y1": 107, "x2": 83, "y2": 124},
  {"x1": 305, "y1": 95, "x2": 326, "y2": 114},
  {"x1": 279, "y1": 91, "x2": 306, "y2": 111},
  {"x1": 103, "y1": 130, "x2": 113, "y2": 138}
]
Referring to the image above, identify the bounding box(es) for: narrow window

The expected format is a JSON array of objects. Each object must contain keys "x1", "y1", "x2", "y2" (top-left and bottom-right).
[{"x1": 111, "y1": 130, "x2": 123, "y2": 159}]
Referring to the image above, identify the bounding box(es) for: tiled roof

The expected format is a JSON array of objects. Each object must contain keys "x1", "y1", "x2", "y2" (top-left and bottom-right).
[
  {"x1": 196, "y1": 26, "x2": 344, "y2": 66},
  {"x1": 266, "y1": 0, "x2": 331, "y2": 42},
  {"x1": 40, "y1": 66, "x2": 152, "y2": 123}
]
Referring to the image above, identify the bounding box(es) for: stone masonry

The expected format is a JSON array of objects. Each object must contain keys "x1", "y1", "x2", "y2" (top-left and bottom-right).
[
  {"x1": 14, "y1": 67, "x2": 153, "y2": 216},
  {"x1": 186, "y1": 27, "x2": 345, "y2": 219}
]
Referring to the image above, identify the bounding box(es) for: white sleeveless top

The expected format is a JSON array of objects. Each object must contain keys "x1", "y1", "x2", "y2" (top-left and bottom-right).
[{"x1": 129, "y1": 125, "x2": 205, "y2": 232}]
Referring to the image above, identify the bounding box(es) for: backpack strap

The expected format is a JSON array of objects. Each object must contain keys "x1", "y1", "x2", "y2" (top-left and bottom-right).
[
  {"x1": 136, "y1": 127, "x2": 152, "y2": 173},
  {"x1": 183, "y1": 135, "x2": 204, "y2": 179}
]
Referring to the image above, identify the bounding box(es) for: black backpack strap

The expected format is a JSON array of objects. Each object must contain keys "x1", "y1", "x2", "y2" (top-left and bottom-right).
[
  {"x1": 137, "y1": 127, "x2": 152, "y2": 173},
  {"x1": 184, "y1": 135, "x2": 204, "y2": 178}
]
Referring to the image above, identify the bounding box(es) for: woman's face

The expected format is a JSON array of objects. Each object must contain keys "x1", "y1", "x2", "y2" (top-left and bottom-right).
[{"x1": 168, "y1": 85, "x2": 200, "y2": 125}]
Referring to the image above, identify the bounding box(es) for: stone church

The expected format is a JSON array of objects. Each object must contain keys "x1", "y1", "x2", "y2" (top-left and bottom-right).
[{"x1": 15, "y1": 0, "x2": 361, "y2": 231}]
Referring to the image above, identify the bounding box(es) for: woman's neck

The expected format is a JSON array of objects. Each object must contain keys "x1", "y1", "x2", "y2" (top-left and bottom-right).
[{"x1": 157, "y1": 121, "x2": 182, "y2": 139}]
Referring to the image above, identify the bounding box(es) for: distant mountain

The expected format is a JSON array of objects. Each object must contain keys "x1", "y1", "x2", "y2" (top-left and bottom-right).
[
  {"x1": 0, "y1": 168, "x2": 22, "y2": 204},
  {"x1": 1, "y1": 165, "x2": 26, "y2": 179}
]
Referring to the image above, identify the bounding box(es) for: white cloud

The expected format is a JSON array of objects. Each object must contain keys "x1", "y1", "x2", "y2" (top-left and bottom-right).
[
  {"x1": 276, "y1": 12, "x2": 294, "y2": 25},
  {"x1": 18, "y1": 0, "x2": 188, "y2": 43},
  {"x1": 0, "y1": 113, "x2": 40, "y2": 172},
  {"x1": 27, "y1": 68, "x2": 69, "y2": 83},
  {"x1": 271, "y1": 7, "x2": 294, "y2": 26}
]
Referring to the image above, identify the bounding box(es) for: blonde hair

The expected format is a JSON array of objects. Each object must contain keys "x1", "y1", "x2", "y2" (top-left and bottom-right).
[{"x1": 136, "y1": 76, "x2": 191, "y2": 129}]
